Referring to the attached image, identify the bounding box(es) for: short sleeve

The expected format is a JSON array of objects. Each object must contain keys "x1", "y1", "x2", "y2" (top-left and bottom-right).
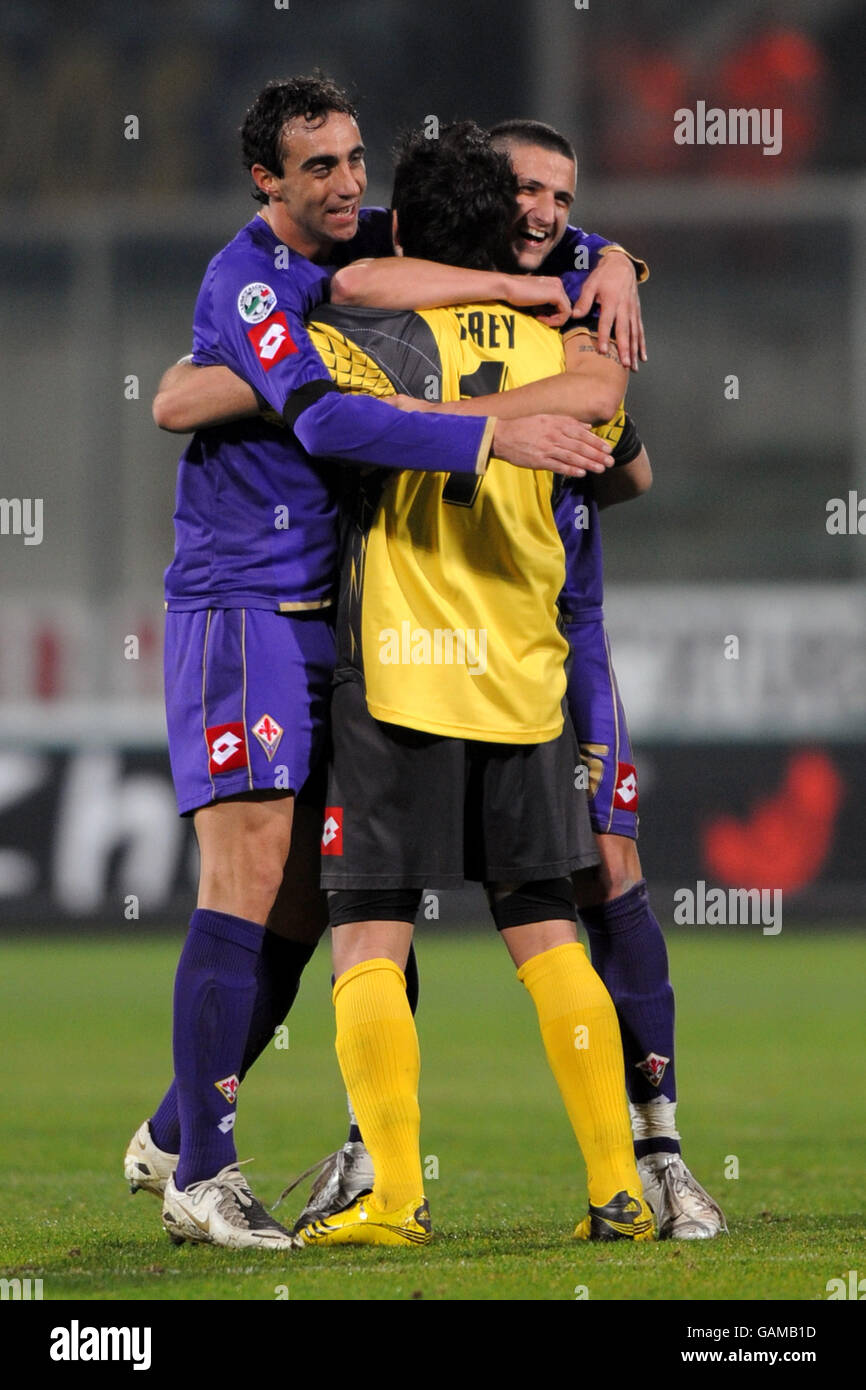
[{"x1": 192, "y1": 241, "x2": 334, "y2": 414}]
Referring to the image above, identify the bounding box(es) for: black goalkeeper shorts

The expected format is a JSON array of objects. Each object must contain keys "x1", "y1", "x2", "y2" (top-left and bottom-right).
[{"x1": 320, "y1": 677, "x2": 599, "y2": 890}]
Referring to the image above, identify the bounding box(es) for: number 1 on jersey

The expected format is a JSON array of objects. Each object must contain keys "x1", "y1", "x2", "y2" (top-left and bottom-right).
[{"x1": 442, "y1": 360, "x2": 508, "y2": 508}]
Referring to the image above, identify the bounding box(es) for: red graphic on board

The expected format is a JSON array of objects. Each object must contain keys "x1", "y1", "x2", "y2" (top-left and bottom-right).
[{"x1": 701, "y1": 750, "x2": 843, "y2": 894}]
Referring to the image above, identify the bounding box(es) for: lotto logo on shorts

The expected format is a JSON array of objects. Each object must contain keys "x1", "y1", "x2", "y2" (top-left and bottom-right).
[
  {"x1": 322, "y1": 807, "x2": 343, "y2": 855},
  {"x1": 206, "y1": 722, "x2": 248, "y2": 774},
  {"x1": 613, "y1": 762, "x2": 638, "y2": 810},
  {"x1": 214, "y1": 1074, "x2": 239, "y2": 1104},
  {"x1": 247, "y1": 311, "x2": 297, "y2": 370}
]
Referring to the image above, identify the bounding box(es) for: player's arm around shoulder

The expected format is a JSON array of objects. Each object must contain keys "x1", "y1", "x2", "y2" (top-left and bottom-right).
[
  {"x1": 152, "y1": 358, "x2": 260, "y2": 432},
  {"x1": 331, "y1": 257, "x2": 573, "y2": 326},
  {"x1": 593, "y1": 442, "x2": 652, "y2": 509},
  {"x1": 557, "y1": 225, "x2": 648, "y2": 367},
  {"x1": 560, "y1": 327, "x2": 629, "y2": 425}
]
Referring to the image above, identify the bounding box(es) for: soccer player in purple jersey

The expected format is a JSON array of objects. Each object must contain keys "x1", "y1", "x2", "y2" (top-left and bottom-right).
[{"x1": 123, "y1": 76, "x2": 619, "y2": 1251}]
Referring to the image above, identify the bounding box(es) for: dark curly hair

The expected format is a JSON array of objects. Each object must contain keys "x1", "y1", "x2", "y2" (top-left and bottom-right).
[
  {"x1": 391, "y1": 121, "x2": 519, "y2": 273},
  {"x1": 240, "y1": 73, "x2": 359, "y2": 204}
]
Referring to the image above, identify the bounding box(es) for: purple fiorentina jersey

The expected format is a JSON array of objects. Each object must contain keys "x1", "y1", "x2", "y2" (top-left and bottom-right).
[
  {"x1": 554, "y1": 478, "x2": 604, "y2": 623},
  {"x1": 165, "y1": 215, "x2": 491, "y2": 611}
]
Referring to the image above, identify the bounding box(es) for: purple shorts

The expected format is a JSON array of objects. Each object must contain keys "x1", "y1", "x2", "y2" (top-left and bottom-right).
[
  {"x1": 164, "y1": 607, "x2": 335, "y2": 816},
  {"x1": 566, "y1": 617, "x2": 638, "y2": 839}
]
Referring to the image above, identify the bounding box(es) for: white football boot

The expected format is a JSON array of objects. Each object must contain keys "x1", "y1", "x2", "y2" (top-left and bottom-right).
[
  {"x1": 123, "y1": 1120, "x2": 178, "y2": 1198},
  {"x1": 276, "y1": 1140, "x2": 376, "y2": 1235},
  {"x1": 162, "y1": 1163, "x2": 300, "y2": 1250},
  {"x1": 638, "y1": 1153, "x2": 728, "y2": 1239}
]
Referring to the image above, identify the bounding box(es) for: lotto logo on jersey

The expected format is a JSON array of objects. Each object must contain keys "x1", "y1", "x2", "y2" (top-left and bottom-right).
[
  {"x1": 247, "y1": 312, "x2": 297, "y2": 370},
  {"x1": 206, "y1": 722, "x2": 248, "y2": 774},
  {"x1": 636, "y1": 1052, "x2": 669, "y2": 1087},
  {"x1": 322, "y1": 807, "x2": 343, "y2": 855},
  {"x1": 237, "y1": 281, "x2": 277, "y2": 324},
  {"x1": 214, "y1": 1074, "x2": 239, "y2": 1104},
  {"x1": 613, "y1": 762, "x2": 638, "y2": 810}
]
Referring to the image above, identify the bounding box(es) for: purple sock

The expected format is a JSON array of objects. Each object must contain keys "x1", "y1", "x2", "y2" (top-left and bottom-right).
[
  {"x1": 238, "y1": 933, "x2": 317, "y2": 1075},
  {"x1": 150, "y1": 932, "x2": 317, "y2": 1156},
  {"x1": 579, "y1": 880, "x2": 680, "y2": 1153},
  {"x1": 172, "y1": 908, "x2": 264, "y2": 1190},
  {"x1": 149, "y1": 1088, "x2": 182, "y2": 1157}
]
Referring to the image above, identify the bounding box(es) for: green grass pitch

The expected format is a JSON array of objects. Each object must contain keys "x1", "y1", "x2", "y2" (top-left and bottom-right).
[{"x1": 2, "y1": 928, "x2": 865, "y2": 1302}]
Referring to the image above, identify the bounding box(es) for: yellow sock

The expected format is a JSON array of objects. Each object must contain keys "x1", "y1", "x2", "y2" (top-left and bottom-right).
[
  {"x1": 333, "y1": 957, "x2": 423, "y2": 1211},
  {"x1": 517, "y1": 941, "x2": 639, "y2": 1207}
]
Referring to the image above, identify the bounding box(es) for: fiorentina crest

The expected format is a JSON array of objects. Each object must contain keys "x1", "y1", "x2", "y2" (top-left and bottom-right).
[
  {"x1": 251, "y1": 712, "x2": 284, "y2": 761},
  {"x1": 214, "y1": 1073, "x2": 239, "y2": 1104},
  {"x1": 636, "y1": 1052, "x2": 669, "y2": 1087}
]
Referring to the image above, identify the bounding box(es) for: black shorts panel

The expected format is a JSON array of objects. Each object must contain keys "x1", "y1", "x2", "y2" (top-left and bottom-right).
[{"x1": 321, "y1": 678, "x2": 598, "y2": 890}]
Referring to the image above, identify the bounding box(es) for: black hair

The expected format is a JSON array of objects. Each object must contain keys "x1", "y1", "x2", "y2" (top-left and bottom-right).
[
  {"x1": 391, "y1": 121, "x2": 519, "y2": 272},
  {"x1": 489, "y1": 118, "x2": 576, "y2": 165},
  {"x1": 241, "y1": 73, "x2": 359, "y2": 204}
]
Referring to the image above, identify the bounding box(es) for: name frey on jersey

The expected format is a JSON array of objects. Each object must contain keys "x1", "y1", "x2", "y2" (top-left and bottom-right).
[
  {"x1": 379, "y1": 622, "x2": 487, "y2": 676},
  {"x1": 673, "y1": 881, "x2": 782, "y2": 935},
  {"x1": 452, "y1": 310, "x2": 516, "y2": 350},
  {"x1": 50, "y1": 1321, "x2": 152, "y2": 1371},
  {"x1": 674, "y1": 102, "x2": 782, "y2": 157}
]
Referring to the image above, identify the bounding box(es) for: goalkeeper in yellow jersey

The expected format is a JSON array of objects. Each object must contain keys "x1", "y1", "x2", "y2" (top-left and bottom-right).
[{"x1": 293, "y1": 122, "x2": 652, "y2": 1246}]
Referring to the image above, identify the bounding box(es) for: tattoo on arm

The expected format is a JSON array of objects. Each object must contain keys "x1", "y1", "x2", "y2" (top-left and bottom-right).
[{"x1": 575, "y1": 338, "x2": 621, "y2": 365}]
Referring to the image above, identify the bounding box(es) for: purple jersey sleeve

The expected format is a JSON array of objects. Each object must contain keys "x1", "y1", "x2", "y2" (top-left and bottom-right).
[
  {"x1": 543, "y1": 226, "x2": 607, "y2": 334},
  {"x1": 294, "y1": 392, "x2": 491, "y2": 476},
  {"x1": 545, "y1": 225, "x2": 648, "y2": 335},
  {"x1": 554, "y1": 476, "x2": 604, "y2": 622},
  {"x1": 192, "y1": 216, "x2": 335, "y2": 412},
  {"x1": 543, "y1": 225, "x2": 612, "y2": 280}
]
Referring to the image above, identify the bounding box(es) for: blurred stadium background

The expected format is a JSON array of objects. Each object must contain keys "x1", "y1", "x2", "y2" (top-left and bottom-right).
[{"x1": 1, "y1": 0, "x2": 865, "y2": 930}]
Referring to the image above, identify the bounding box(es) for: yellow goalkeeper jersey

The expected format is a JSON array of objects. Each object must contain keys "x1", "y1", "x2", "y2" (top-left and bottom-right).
[{"x1": 308, "y1": 301, "x2": 570, "y2": 744}]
